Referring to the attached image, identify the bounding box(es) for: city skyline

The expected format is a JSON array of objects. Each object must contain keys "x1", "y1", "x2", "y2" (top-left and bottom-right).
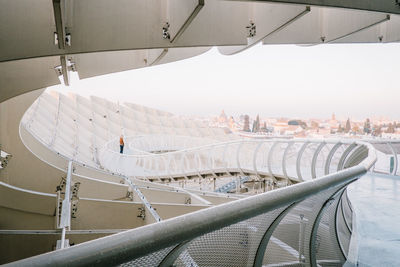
[{"x1": 52, "y1": 43, "x2": 400, "y2": 121}]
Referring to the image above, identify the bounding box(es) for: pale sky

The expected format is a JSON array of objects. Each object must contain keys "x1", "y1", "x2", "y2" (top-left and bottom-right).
[{"x1": 51, "y1": 43, "x2": 400, "y2": 121}]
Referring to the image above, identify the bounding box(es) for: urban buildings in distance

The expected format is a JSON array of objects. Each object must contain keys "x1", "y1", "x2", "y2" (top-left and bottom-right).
[{"x1": 208, "y1": 111, "x2": 400, "y2": 139}]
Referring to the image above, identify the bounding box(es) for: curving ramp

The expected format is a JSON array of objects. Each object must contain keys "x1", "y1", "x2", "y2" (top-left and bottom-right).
[
  {"x1": 2, "y1": 89, "x2": 400, "y2": 265},
  {"x1": 0, "y1": 91, "x2": 241, "y2": 264},
  {"x1": 2, "y1": 1, "x2": 400, "y2": 264}
]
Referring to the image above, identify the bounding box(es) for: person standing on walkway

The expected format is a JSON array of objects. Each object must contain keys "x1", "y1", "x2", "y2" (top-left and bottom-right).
[{"x1": 119, "y1": 135, "x2": 124, "y2": 154}]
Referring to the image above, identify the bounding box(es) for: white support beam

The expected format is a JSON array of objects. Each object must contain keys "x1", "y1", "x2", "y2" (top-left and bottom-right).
[
  {"x1": 59, "y1": 161, "x2": 72, "y2": 230},
  {"x1": 311, "y1": 142, "x2": 325, "y2": 179},
  {"x1": 60, "y1": 55, "x2": 70, "y2": 86},
  {"x1": 282, "y1": 141, "x2": 294, "y2": 180},
  {"x1": 267, "y1": 142, "x2": 279, "y2": 179},
  {"x1": 207, "y1": 147, "x2": 219, "y2": 179},
  {"x1": 124, "y1": 177, "x2": 162, "y2": 222},
  {"x1": 236, "y1": 142, "x2": 245, "y2": 176},
  {"x1": 252, "y1": 142, "x2": 264, "y2": 180},
  {"x1": 324, "y1": 142, "x2": 342, "y2": 175},
  {"x1": 58, "y1": 160, "x2": 73, "y2": 250},
  {"x1": 296, "y1": 142, "x2": 309, "y2": 181}
]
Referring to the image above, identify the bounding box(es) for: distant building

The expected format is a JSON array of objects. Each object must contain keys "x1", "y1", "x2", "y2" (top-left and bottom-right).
[
  {"x1": 243, "y1": 115, "x2": 250, "y2": 132},
  {"x1": 288, "y1": 119, "x2": 307, "y2": 129},
  {"x1": 260, "y1": 121, "x2": 267, "y2": 132},
  {"x1": 228, "y1": 116, "x2": 235, "y2": 129},
  {"x1": 252, "y1": 114, "x2": 260, "y2": 132},
  {"x1": 363, "y1": 118, "x2": 371, "y2": 134},
  {"x1": 345, "y1": 118, "x2": 351, "y2": 133},
  {"x1": 218, "y1": 110, "x2": 228, "y2": 123},
  {"x1": 310, "y1": 121, "x2": 319, "y2": 129}
]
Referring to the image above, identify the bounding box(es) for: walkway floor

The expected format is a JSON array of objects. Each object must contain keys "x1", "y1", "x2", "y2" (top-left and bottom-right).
[{"x1": 346, "y1": 172, "x2": 400, "y2": 267}]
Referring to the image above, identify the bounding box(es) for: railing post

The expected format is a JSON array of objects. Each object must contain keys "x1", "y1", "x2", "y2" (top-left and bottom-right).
[
  {"x1": 282, "y1": 141, "x2": 294, "y2": 180},
  {"x1": 236, "y1": 142, "x2": 245, "y2": 176},
  {"x1": 324, "y1": 142, "x2": 342, "y2": 175},
  {"x1": 299, "y1": 214, "x2": 307, "y2": 264},
  {"x1": 311, "y1": 142, "x2": 326, "y2": 179},
  {"x1": 387, "y1": 142, "x2": 398, "y2": 175},
  {"x1": 296, "y1": 141, "x2": 309, "y2": 181},
  {"x1": 124, "y1": 177, "x2": 162, "y2": 222},
  {"x1": 337, "y1": 143, "x2": 357, "y2": 171},
  {"x1": 58, "y1": 160, "x2": 73, "y2": 250},
  {"x1": 268, "y1": 142, "x2": 279, "y2": 179},
  {"x1": 222, "y1": 143, "x2": 231, "y2": 177}
]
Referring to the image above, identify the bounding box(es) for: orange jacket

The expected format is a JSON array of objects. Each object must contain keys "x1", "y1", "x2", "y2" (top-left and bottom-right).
[{"x1": 119, "y1": 137, "x2": 124, "y2": 145}]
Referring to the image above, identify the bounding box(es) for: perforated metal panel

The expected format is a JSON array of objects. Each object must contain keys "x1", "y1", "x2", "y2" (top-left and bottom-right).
[
  {"x1": 173, "y1": 207, "x2": 288, "y2": 267},
  {"x1": 263, "y1": 184, "x2": 348, "y2": 266},
  {"x1": 314, "y1": 190, "x2": 347, "y2": 266},
  {"x1": 120, "y1": 246, "x2": 174, "y2": 267}
]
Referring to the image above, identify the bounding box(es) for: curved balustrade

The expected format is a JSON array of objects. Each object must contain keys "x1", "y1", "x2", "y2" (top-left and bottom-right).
[
  {"x1": 100, "y1": 138, "x2": 374, "y2": 184},
  {"x1": 9, "y1": 141, "x2": 376, "y2": 266},
  {"x1": 368, "y1": 140, "x2": 400, "y2": 176},
  {"x1": 9, "y1": 104, "x2": 388, "y2": 267},
  {"x1": 14, "y1": 94, "x2": 400, "y2": 266}
]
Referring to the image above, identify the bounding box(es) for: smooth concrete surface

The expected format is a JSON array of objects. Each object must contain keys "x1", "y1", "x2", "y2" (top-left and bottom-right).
[{"x1": 346, "y1": 172, "x2": 400, "y2": 267}]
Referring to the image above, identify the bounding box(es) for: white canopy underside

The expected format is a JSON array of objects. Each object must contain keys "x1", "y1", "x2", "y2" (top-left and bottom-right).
[{"x1": 1, "y1": 0, "x2": 400, "y2": 102}]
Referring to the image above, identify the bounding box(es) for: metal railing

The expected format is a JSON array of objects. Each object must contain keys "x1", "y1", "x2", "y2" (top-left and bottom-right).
[
  {"x1": 16, "y1": 109, "x2": 400, "y2": 266},
  {"x1": 100, "y1": 137, "x2": 375, "y2": 183},
  {"x1": 366, "y1": 139, "x2": 400, "y2": 175},
  {"x1": 6, "y1": 140, "x2": 376, "y2": 267}
]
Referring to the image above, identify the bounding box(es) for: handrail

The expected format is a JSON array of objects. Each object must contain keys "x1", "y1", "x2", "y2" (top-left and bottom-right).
[
  {"x1": 102, "y1": 136, "x2": 376, "y2": 159},
  {"x1": 23, "y1": 118, "x2": 245, "y2": 199},
  {"x1": 22, "y1": 119, "x2": 384, "y2": 181},
  {"x1": 99, "y1": 137, "x2": 377, "y2": 181},
  {"x1": 6, "y1": 163, "x2": 372, "y2": 267},
  {"x1": 14, "y1": 122, "x2": 381, "y2": 266}
]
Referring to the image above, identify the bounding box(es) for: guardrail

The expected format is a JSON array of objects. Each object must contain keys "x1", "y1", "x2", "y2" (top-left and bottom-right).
[
  {"x1": 366, "y1": 139, "x2": 400, "y2": 175},
  {"x1": 100, "y1": 137, "x2": 375, "y2": 184},
  {"x1": 7, "y1": 140, "x2": 376, "y2": 267}
]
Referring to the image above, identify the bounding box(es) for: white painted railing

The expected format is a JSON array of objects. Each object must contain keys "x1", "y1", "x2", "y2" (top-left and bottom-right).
[
  {"x1": 8, "y1": 138, "x2": 377, "y2": 267},
  {"x1": 100, "y1": 137, "x2": 376, "y2": 183}
]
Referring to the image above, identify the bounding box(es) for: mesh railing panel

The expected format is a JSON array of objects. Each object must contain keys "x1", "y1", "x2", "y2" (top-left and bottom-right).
[
  {"x1": 315, "y1": 144, "x2": 331, "y2": 178},
  {"x1": 255, "y1": 142, "x2": 272, "y2": 175},
  {"x1": 329, "y1": 145, "x2": 347, "y2": 174},
  {"x1": 238, "y1": 142, "x2": 259, "y2": 170},
  {"x1": 120, "y1": 246, "x2": 175, "y2": 267},
  {"x1": 173, "y1": 207, "x2": 288, "y2": 267},
  {"x1": 271, "y1": 143, "x2": 288, "y2": 177},
  {"x1": 314, "y1": 190, "x2": 346, "y2": 266},
  {"x1": 391, "y1": 143, "x2": 400, "y2": 176},
  {"x1": 285, "y1": 143, "x2": 302, "y2": 179},
  {"x1": 263, "y1": 184, "x2": 346, "y2": 266},
  {"x1": 336, "y1": 198, "x2": 352, "y2": 257},
  {"x1": 341, "y1": 190, "x2": 353, "y2": 231},
  {"x1": 300, "y1": 143, "x2": 320, "y2": 180}
]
